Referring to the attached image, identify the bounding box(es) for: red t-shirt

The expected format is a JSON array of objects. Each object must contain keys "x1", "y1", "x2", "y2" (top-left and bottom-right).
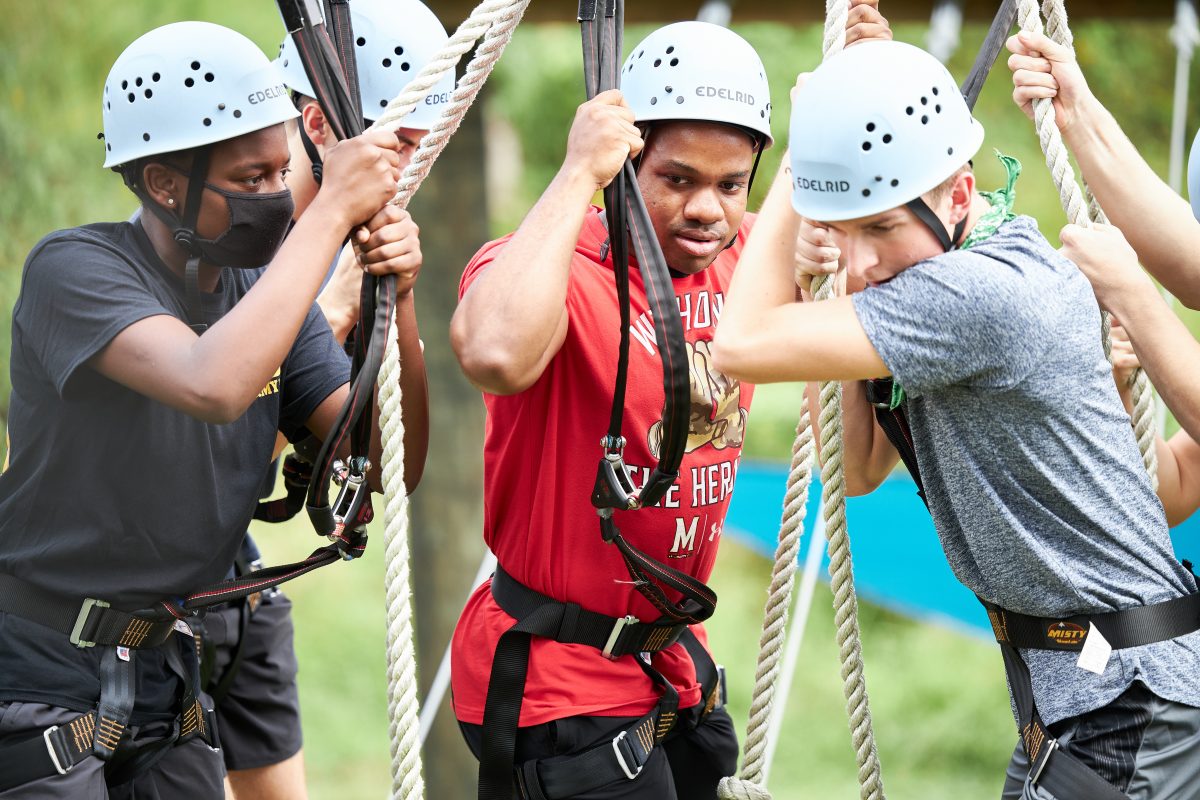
[{"x1": 451, "y1": 208, "x2": 756, "y2": 726}]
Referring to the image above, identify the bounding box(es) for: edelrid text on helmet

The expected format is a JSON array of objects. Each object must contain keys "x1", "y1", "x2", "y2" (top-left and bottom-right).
[
  {"x1": 788, "y1": 40, "x2": 984, "y2": 222},
  {"x1": 621, "y1": 21, "x2": 773, "y2": 147},
  {"x1": 101, "y1": 21, "x2": 299, "y2": 169},
  {"x1": 276, "y1": 0, "x2": 454, "y2": 128}
]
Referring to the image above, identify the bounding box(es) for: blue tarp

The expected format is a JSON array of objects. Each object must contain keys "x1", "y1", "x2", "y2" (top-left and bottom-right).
[{"x1": 723, "y1": 461, "x2": 1200, "y2": 638}]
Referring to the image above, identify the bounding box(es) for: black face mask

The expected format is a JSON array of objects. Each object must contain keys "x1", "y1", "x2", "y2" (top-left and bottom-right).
[{"x1": 183, "y1": 184, "x2": 295, "y2": 269}]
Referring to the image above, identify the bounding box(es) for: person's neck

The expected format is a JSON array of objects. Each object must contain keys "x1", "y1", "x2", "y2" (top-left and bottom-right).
[
  {"x1": 138, "y1": 213, "x2": 222, "y2": 291},
  {"x1": 956, "y1": 191, "x2": 994, "y2": 245}
]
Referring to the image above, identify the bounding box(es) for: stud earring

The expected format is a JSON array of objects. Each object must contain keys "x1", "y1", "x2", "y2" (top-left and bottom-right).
[{"x1": 167, "y1": 198, "x2": 174, "y2": 205}]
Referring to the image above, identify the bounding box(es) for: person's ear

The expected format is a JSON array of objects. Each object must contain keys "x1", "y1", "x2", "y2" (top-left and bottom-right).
[
  {"x1": 301, "y1": 101, "x2": 332, "y2": 152},
  {"x1": 142, "y1": 162, "x2": 184, "y2": 215},
  {"x1": 949, "y1": 170, "x2": 976, "y2": 224}
]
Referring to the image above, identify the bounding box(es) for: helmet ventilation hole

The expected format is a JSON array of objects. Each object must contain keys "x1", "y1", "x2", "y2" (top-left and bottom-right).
[
  {"x1": 144, "y1": 89, "x2": 152, "y2": 99},
  {"x1": 882, "y1": 134, "x2": 892, "y2": 143},
  {"x1": 935, "y1": 104, "x2": 942, "y2": 113},
  {"x1": 203, "y1": 118, "x2": 212, "y2": 126},
  {"x1": 862, "y1": 189, "x2": 871, "y2": 197},
  {"x1": 921, "y1": 96, "x2": 928, "y2": 105},
  {"x1": 357, "y1": 36, "x2": 366, "y2": 46},
  {"x1": 401, "y1": 62, "x2": 410, "y2": 71},
  {"x1": 127, "y1": 92, "x2": 135, "y2": 103},
  {"x1": 654, "y1": 59, "x2": 662, "y2": 67},
  {"x1": 204, "y1": 72, "x2": 214, "y2": 83},
  {"x1": 890, "y1": 179, "x2": 899, "y2": 187},
  {"x1": 121, "y1": 80, "x2": 128, "y2": 90},
  {"x1": 932, "y1": 86, "x2": 940, "y2": 95},
  {"x1": 191, "y1": 61, "x2": 200, "y2": 71},
  {"x1": 665, "y1": 86, "x2": 673, "y2": 93},
  {"x1": 394, "y1": 46, "x2": 404, "y2": 56},
  {"x1": 905, "y1": 106, "x2": 913, "y2": 115},
  {"x1": 380, "y1": 99, "x2": 387, "y2": 108},
  {"x1": 921, "y1": 115, "x2": 929, "y2": 125},
  {"x1": 185, "y1": 77, "x2": 195, "y2": 88},
  {"x1": 676, "y1": 96, "x2": 684, "y2": 104},
  {"x1": 669, "y1": 58, "x2": 679, "y2": 67},
  {"x1": 866, "y1": 122, "x2": 876, "y2": 132},
  {"x1": 947, "y1": 147, "x2": 954, "y2": 156},
  {"x1": 233, "y1": 109, "x2": 242, "y2": 118},
  {"x1": 760, "y1": 110, "x2": 765, "y2": 118},
  {"x1": 142, "y1": 132, "x2": 150, "y2": 141},
  {"x1": 666, "y1": 46, "x2": 675, "y2": 54},
  {"x1": 382, "y1": 58, "x2": 392, "y2": 67},
  {"x1": 136, "y1": 77, "x2": 143, "y2": 87},
  {"x1": 861, "y1": 141, "x2": 871, "y2": 151},
  {"x1": 152, "y1": 72, "x2": 160, "y2": 82},
  {"x1": 650, "y1": 97, "x2": 657, "y2": 105}
]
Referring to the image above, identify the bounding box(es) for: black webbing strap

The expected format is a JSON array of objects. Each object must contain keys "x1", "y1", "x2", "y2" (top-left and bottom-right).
[
  {"x1": 277, "y1": 0, "x2": 393, "y2": 555},
  {"x1": 983, "y1": 592, "x2": 1200, "y2": 654},
  {"x1": 479, "y1": 567, "x2": 701, "y2": 800},
  {"x1": 865, "y1": 378, "x2": 928, "y2": 508},
  {"x1": 580, "y1": 0, "x2": 712, "y2": 632},
  {"x1": 0, "y1": 573, "x2": 176, "y2": 649},
  {"x1": 582, "y1": 0, "x2": 690, "y2": 513},
  {"x1": 983, "y1": 604, "x2": 1131, "y2": 799},
  {"x1": 0, "y1": 630, "x2": 218, "y2": 792},
  {"x1": 960, "y1": 0, "x2": 1019, "y2": 112},
  {"x1": 253, "y1": 453, "x2": 313, "y2": 523}
]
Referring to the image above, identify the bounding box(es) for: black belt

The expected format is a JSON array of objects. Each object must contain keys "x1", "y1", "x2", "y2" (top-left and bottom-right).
[
  {"x1": 982, "y1": 592, "x2": 1200, "y2": 800},
  {"x1": 478, "y1": 566, "x2": 722, "y2": 800}
]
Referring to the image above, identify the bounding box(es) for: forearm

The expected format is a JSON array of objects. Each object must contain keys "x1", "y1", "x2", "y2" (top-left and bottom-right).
[
  {"x1": 316, "y1": 247, "x2": 361, "y2": 344},
  {"x1": 394, "y1": 291, "x2": 428, "y2": 492},
  {"x1": 1064, "y1": 97, "x2": 1200, "y2": 305},
  {"x1": 1108, "y1": 281, "x2": 1200, "y2": 440},
  {"x1": 452, "y1": 165, "x2": 597, "y2": 393},
  {"x1": 717, "y1": 162, "x2": 803, "y2": 354}
]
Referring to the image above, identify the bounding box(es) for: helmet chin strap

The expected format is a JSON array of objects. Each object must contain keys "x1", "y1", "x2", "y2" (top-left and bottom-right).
[
  {"x1": 297, "y1": 122, "x2": 324, "y2": 185},
  {"x1": 127, "y1": 147, "x2": 213, "y2": 333},
  {"x1": 905, "y1": 196, "x2": 968, "y2": 252}
]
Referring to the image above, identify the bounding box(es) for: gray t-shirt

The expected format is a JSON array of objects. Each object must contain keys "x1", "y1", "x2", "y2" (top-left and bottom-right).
[{"x1": 852, "y1": 215, "x2": 1200, "y2": 726}]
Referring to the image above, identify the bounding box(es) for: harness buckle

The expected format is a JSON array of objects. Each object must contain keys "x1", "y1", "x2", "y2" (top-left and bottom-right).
[
  {"x1": 43, "y1": 726, "x2": 71, "y2": 775},
  {"x1": 610, "y1": 731, "x2": 644, "y2": 780},
  {"x1": 1029, "y1": 738, "x2": 1058, "y2": 786},
  {"x1": 69, "y1": 598, "x2": 111, "y2": 648},
  {"x1": 603, "y1": 614, "x2": 639, "y2": 659}
]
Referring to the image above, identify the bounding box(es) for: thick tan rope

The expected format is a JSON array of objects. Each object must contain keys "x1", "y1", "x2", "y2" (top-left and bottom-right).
[
  {"x1": 1018, "y1": 0, "x2": 1159, "y2": 487},
  {"x1": 365, "y1": 1, "x2": 531, "y2": 797},
  {"x1": 817, "y1": 4, "x2": 886, "y2": 799},
  {"x1": 717, "y1": 404, "x2": 815, "y2": 800}
]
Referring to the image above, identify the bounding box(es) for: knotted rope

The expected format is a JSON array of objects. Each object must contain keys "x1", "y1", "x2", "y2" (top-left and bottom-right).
[
  {"x1": 1017, "y1": 0, "x2": 1159, "y2": 487},
  {"x1": 365, "y1": 1, "x2": 531, "y2": 797}
]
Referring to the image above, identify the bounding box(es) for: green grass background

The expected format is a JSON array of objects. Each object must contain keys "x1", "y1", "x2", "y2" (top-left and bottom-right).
[{"x1": 4, "y1": 3, "x2": 1200, "y2": 797}]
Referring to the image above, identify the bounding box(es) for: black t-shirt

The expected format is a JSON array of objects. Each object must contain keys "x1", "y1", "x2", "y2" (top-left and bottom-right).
[{"x1": 0, "y1": 220, "x2": 349, "y2": 719}]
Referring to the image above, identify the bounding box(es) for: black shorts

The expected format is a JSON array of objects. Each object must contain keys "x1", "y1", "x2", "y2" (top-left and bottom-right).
[
  {"x1": 459, "y1": 704, "x2": 739, "y2": 800},
  {"x1": 199, "y1": 592, "x2": 303, "y2": 771}
]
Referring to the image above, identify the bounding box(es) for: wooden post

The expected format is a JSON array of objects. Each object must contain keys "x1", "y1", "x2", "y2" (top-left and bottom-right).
[{"x1": 407, "y1": 91, "x2": 490, "y2": 797}]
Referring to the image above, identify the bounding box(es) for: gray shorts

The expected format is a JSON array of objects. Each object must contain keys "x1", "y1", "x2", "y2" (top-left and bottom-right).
[
  {"x1": 1002, "y1": 681, "x2": 1200, "y2": 799},
  {"x1": 200, "y1": 591, "x2": 303, "y2": 771},
  {"x1": 0, "y1": 701, "x2": 224, "y2": 799}
]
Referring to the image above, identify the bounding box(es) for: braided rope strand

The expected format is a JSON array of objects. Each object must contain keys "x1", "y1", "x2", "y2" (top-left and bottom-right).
[
  {"x1": 718, "y1": 404, "x2": 814, "y2": 800},
  {"x1": 368, "y1": 2, "x2": 531, "y2": 797}
]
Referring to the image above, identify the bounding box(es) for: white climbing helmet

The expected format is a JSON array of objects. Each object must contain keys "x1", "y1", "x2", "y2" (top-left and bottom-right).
[
  {"x1": 1188, "y1": 128, "x2": 1200, "y2": 221},
  {"x1": 789, "y1": 40, "x2": 984, "y2": 221},
  {"x1": 621, "y1": 21, "x2": 773, "y2": 147},
  {"x1": 102, "y1": 21, "x2": 298, "y2": 169},
  {"x1": 276, "y1": 0, "x2": 454, "y2": 128}
]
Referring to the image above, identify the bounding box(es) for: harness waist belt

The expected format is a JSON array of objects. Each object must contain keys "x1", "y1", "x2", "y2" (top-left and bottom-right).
[
  {"x1": 0, "y1": 573, "x2": 176, "y2": 649},
  {"x1": 984, "y1": 591, "x2": 1200, "y2": 652},
  {"x1": 491, "y1": 566, "x2": 688, "y2": 658}
]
